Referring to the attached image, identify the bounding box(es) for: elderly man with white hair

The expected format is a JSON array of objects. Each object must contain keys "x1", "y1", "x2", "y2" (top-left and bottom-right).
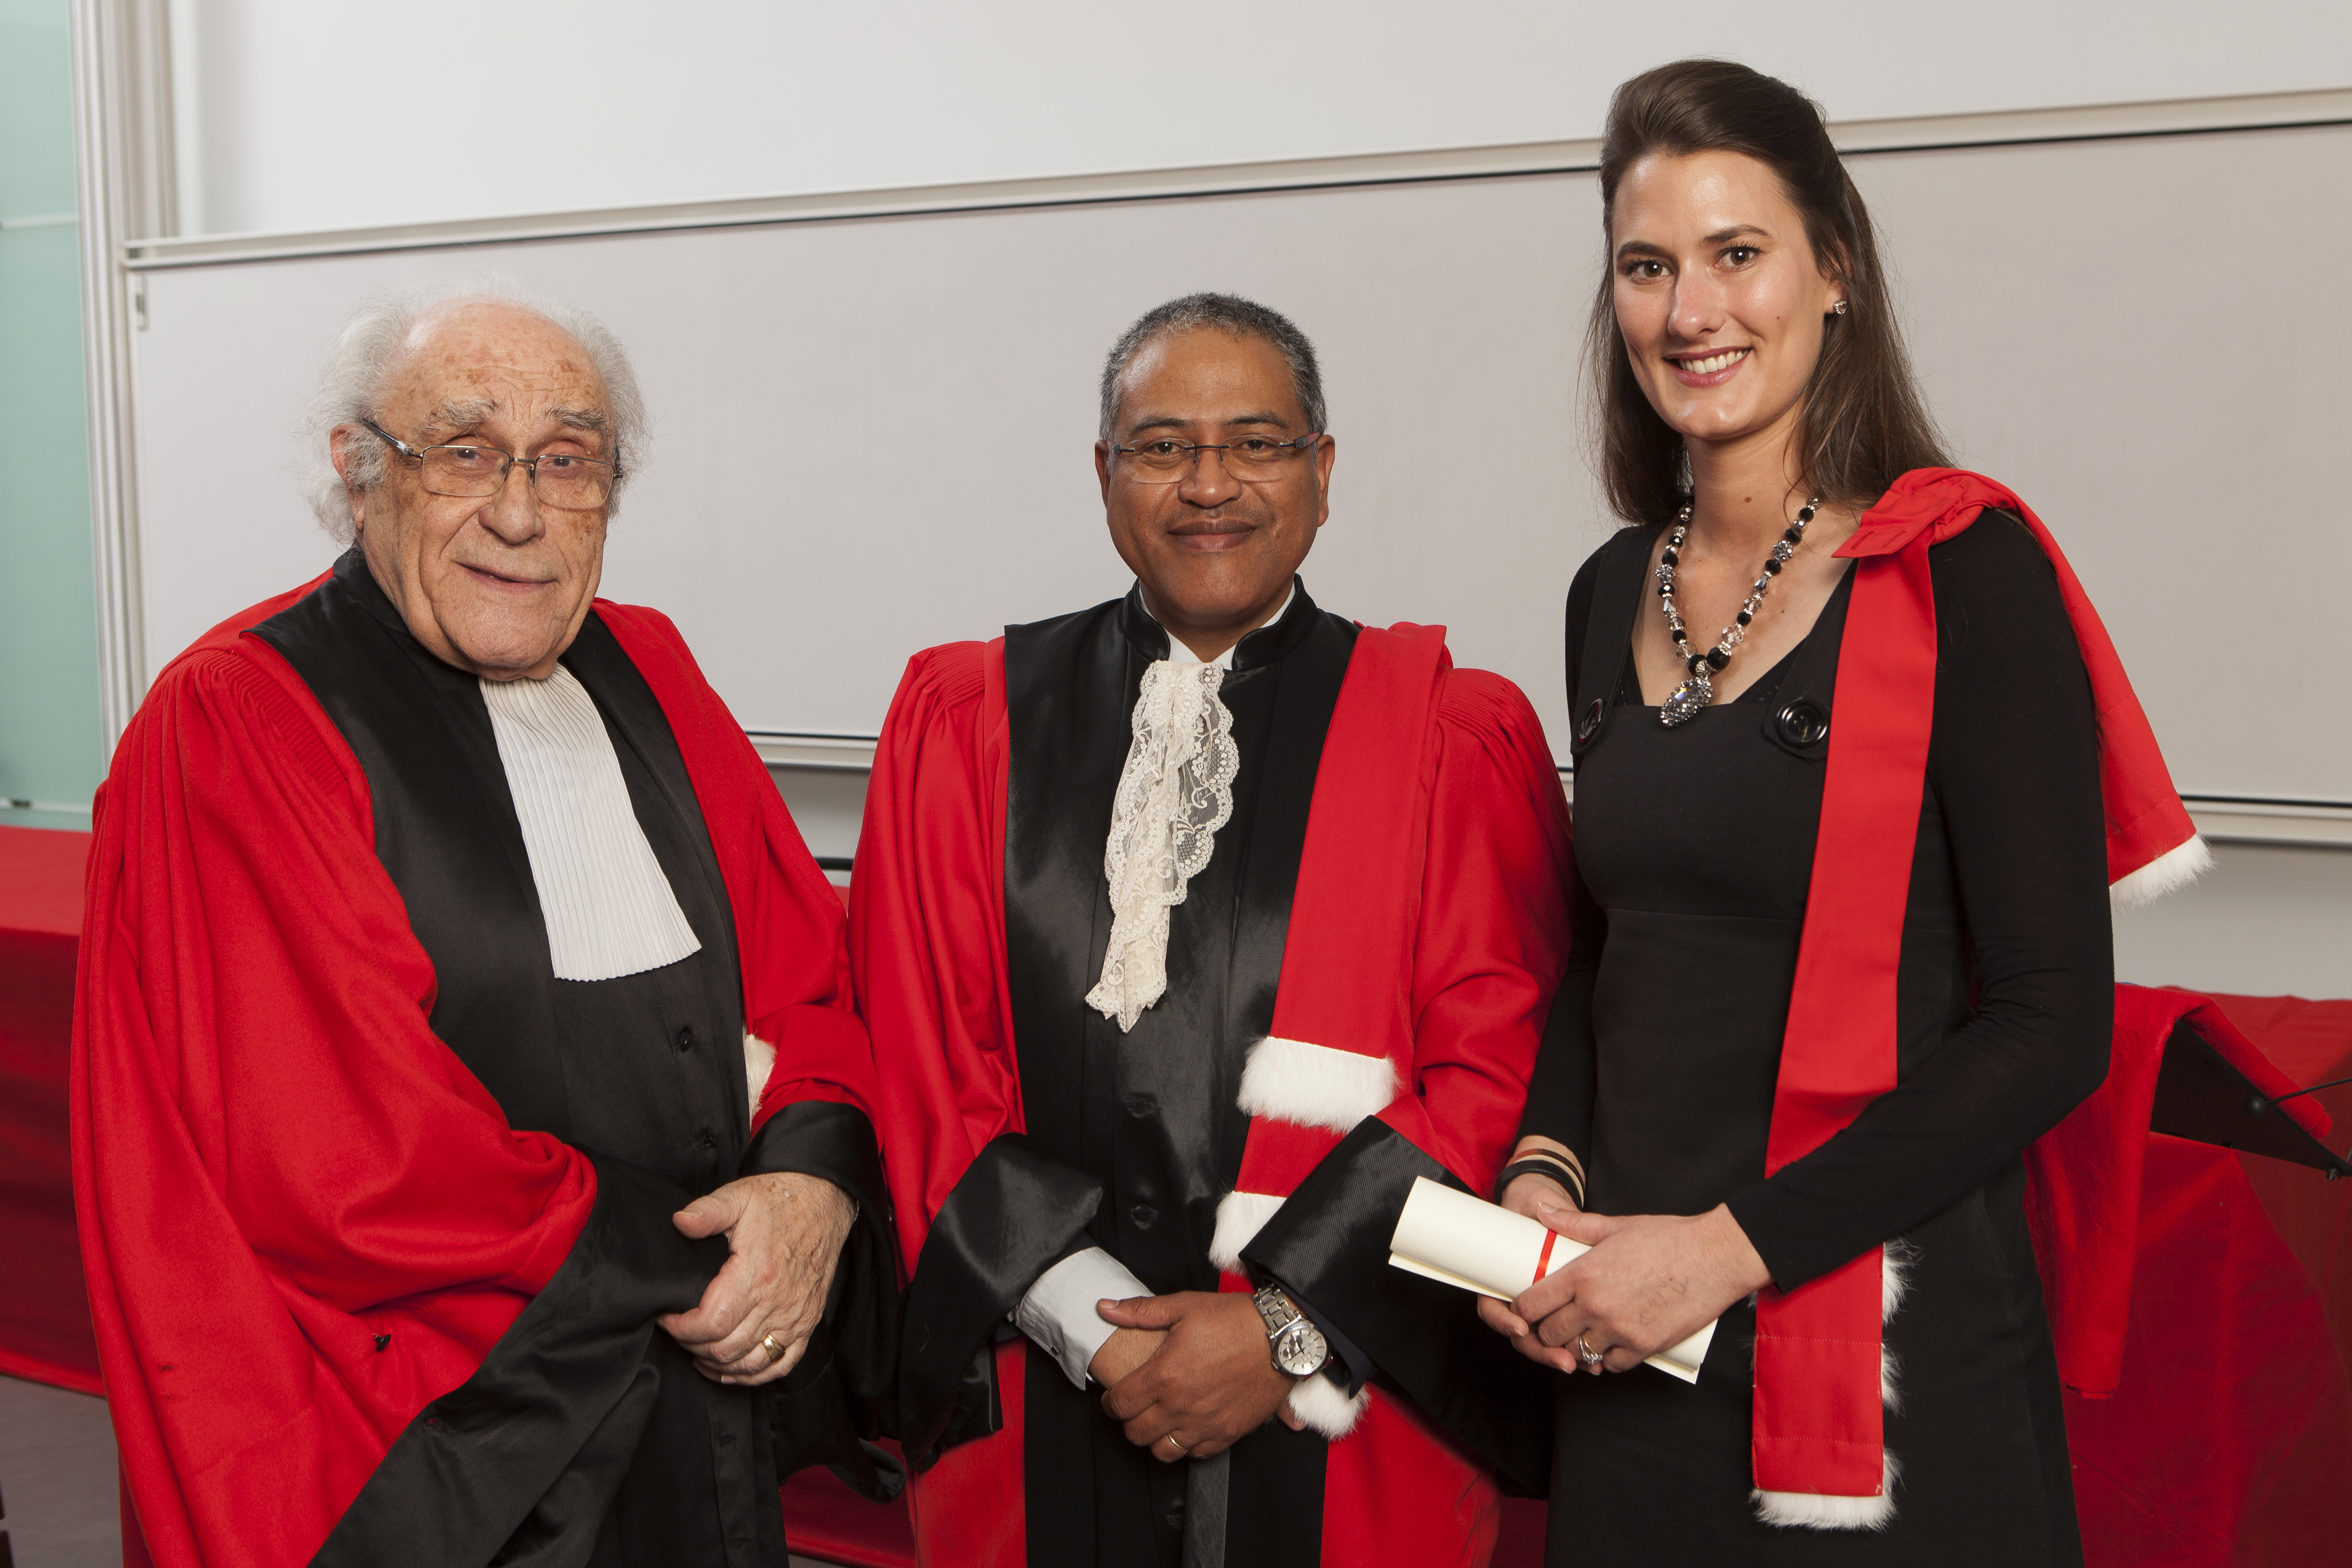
[{"x1": 73, "y1": 284, "x2": 894, "y2": 1568}]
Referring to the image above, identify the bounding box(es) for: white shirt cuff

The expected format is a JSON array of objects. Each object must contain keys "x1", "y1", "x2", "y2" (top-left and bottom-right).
[{"x1": 1012, "y1": 1247, "x2": 1151, "y2": 1388}]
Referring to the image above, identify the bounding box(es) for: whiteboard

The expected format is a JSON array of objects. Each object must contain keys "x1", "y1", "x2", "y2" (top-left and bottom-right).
[{"x1": 129, "y1": 122, "x2": 2352, "y2": 802}]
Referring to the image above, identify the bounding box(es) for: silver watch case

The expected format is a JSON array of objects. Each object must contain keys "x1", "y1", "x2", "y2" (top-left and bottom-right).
[{"x1": 1251, "y1": 1285, "x2": 1330, "y2": 1378}]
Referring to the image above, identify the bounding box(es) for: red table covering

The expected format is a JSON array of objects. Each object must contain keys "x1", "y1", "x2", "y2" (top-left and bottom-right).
[
  {"x1": 0, "y1": 823, "x2": 100, "y2": 1395},
  {"x1": 9, "y1": 823, "x2": 2346, "y2": 1565}
]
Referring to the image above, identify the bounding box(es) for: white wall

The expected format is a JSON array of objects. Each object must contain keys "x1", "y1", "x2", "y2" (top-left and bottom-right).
[
  {"x1": 169, "y1": 0, "x2": 2352, "y2": 237},
  {"x1": 2113, "y1": 844, "x2": 2352, "y2": 999}
]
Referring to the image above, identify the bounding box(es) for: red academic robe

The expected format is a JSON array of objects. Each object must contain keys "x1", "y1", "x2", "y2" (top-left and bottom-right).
[
  {"x1": 73, "y1": 571, "x2": 873, "y2": 1568},
  {"x1": 852, "y1": 615, "x2": 1574, "y2": 1568}
]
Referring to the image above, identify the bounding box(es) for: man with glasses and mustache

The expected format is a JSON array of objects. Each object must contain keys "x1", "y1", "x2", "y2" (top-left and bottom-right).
[
  {"x1": 857, "y1": 294, "x2": 1574, "y2": 1567},
  {"x1": 74, "y1": 286, "x2": 893, "y2": 1568}
]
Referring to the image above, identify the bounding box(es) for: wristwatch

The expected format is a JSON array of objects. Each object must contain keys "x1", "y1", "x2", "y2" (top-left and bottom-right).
[{"x1": 1252, "y1": 1284, "x2": 1331, "y2": 1378}]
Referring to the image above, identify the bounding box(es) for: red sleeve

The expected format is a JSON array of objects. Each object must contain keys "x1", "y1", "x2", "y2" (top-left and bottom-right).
[
  {"x1": 73, "y1": 640, "x2": 598, "y2": 1568},
  {"x1": 846, "y1": 641, "x2": 1021, "y2": 1277},
  {"x1": 1379, "y1": 668, "x2": 1576, "y2": 1190}
]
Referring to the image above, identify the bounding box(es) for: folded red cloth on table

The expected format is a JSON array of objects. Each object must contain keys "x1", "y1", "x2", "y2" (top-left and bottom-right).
[
  {"x1": 2216, "y1": 994, "x2": 2352, "y2": 1410},
  {"x1": 2025, "y1": 983, "x2": 2330, "y2": 1399},
  {"x1": 0, "y1": 825, "x2": 100, "y2": 1393},
  {"x1": 2064, "y1": 1131, "x2": 2352, "y2": 1567}
]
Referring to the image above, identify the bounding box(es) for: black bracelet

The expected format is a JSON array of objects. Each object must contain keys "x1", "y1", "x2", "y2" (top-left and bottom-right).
[{"x1": 1496, "y1": 1156, "x2": 1583, "y2": 1207}]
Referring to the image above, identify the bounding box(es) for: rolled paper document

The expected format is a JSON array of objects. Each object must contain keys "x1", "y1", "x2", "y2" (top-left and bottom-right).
[{"x1": 1386, "y1": 1176, "x2": 1716, "y2": 1384}]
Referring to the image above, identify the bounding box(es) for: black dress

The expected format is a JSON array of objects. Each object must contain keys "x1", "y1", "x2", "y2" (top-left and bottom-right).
[{"x1": 1519, "y1": 517, "x2": 2113, "y2": 1565}]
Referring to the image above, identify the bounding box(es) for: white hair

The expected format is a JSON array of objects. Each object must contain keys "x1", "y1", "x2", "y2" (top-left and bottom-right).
[{"x1": 299, "y1": 274, "x2": 647, "y2": 544}]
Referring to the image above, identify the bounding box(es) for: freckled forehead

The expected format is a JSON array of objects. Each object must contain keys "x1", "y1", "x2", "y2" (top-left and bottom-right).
[{"x1": 388, "y1": 299, "x2": 607, "y2": 412}]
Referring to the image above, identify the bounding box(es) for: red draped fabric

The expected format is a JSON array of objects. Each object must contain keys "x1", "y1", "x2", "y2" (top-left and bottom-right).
[
  {"x1": 0, "y1": 824, "x2": 100, "y2": 1394},
  {"x1": 2226, "y1": 997, "x2": 2352, "y2": 1387},
  {"x1": 2061, "y1": 1134, "x2": 2352, "y2": 1564},
  {"x1": 2025, "y1": 986, "x2": 2330, "y2": 1399}
]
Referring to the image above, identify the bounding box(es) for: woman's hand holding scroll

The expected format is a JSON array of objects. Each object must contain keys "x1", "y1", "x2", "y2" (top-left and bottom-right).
[
  {"x1": 1509, "y1": 1203, "x2": 1771, "y2": 1376},
  {"x1": 1475, "y1": 1169, "x2": 1592, "y2": 1374}
]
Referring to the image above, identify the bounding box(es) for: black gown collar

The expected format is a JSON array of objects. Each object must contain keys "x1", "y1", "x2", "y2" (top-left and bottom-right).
[
  {"x1": 331, "y1": 545, "x2": 426, "y2": 641},
  {"x1": 1118, "y1": 575, "x2": 1323, "y2": 671}
]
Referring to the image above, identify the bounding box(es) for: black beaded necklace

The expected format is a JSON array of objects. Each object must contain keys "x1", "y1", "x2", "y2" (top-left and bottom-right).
[{"x1": 1655, "y1": 496, "x2": 1820, "y2": 727}]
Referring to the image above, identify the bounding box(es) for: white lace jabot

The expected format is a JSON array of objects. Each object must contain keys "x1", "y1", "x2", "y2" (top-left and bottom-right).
[
  {"x1": 1081, "y1": 587, "x2": 1291, "y2": 1031},
  {"x1": 480, "y1": 666, "x2": 702, "y2": 983}
]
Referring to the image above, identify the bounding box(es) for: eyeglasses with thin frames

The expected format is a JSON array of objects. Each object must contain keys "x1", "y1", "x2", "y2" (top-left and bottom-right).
[
  {"x1": 361, "y1": 418, "x2": 620, "y2": 510},
  {"x1": 1108, "y1": 433, "x2": 1323, "y2": 485}
]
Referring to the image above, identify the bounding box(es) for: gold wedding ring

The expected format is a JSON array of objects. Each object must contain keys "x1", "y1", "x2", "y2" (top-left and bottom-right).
[
  {"x1": 1165, "y1": 1434, "x2": 1189, "y2": 1452},
  {"x1": 1576, "y1": 1331, "x2": 1604, "y2": 1366},
  {"x1": 759, "y1": 1333, "x2": 785, "y2": 1365}
]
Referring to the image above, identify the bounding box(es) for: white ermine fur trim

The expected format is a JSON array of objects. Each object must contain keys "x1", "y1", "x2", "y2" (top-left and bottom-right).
[
  {"x1": 1208, "y1": 1190, "x2": 1285, "y2": 1273},
  {"x1": 2110, "y1": 834, "x2": 2211, "y2": 910},
  {"x1": 744, "y1": 1032, "x2": 776, "y2": 1123},
  {"x1": 1286, "y1": 1374, "x2": 1370, "y2": 1440},
  {"x1": 1236, "y1": 1037, "x2": 1399, "y2": 1134},
  {"x1": 1881, "y1": 1237, "x2": 1914, "y2": 1412},
  {"x1": 1753, "y1": 1451, "x2": 1901, "y2": 1532},
  {"x1": 1882, "y1": 1237, "x2": 1913, "y2": 1323},
  {"x1": 1743, "y1": 1241, "x2": 1913, "y2": 1516}
]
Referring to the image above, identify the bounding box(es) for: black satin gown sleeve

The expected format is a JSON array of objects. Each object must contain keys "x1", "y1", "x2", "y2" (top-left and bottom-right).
[
  {"x1": 1241, "y1": 1122, "x2": 1556, "y2": 1496},
  {"x1": 897, "y1": 1134, "x2": 1105, "y2": 1466},
  {"x1": 312, "y1": 1158, "x2": 729, "y2": 1566}
]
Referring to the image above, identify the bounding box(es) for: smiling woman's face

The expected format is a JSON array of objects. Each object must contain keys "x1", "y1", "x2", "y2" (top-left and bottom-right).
[
  {"x1": 1610, "y1": 149, "x2": 1845, "y2": 458},
  {"x1": 334, "y1": 299, "x2": 613, "y2": 681}
]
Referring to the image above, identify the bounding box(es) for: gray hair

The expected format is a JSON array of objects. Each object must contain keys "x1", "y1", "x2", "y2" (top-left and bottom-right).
[
  {"x1": 300, "y1": 275, "x2": 647, "y2": 543},
  {"x1": 1097, "y1": 292, "x2": 1328, "y2": 440}
]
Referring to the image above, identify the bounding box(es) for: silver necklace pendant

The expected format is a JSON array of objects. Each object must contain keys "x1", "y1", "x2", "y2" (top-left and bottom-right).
[
  {"x1": 1661, "y1": 672, "x2": 1713, "y2": 726},
  {"x1": 1654, "y1": 495, "x2": 1820, "y2": 733}
]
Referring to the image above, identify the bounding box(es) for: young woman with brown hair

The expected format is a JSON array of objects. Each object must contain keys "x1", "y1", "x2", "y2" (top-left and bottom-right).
[{"x1": 1478, "y1": 58, "x2": 2202, "y2": 1563}]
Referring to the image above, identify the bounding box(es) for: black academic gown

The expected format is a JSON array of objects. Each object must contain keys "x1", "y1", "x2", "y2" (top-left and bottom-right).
[
  {"x1": 251, "y1": 552, "x2": 892, "y2": 1567},
  {"x1": 911, "y1": 583, "x2": 1358, "y2": 1567}
]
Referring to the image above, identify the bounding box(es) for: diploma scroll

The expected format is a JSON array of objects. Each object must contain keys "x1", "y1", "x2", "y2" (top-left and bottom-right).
[{"x1": 1386, "y1": 1176, "x2": 1716, "y2": 1384}]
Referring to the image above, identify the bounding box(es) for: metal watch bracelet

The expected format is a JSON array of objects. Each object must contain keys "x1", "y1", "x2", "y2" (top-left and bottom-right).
[{"x1": 1251, "y1": 1284, "x2": 1331, "y2": 1378}]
